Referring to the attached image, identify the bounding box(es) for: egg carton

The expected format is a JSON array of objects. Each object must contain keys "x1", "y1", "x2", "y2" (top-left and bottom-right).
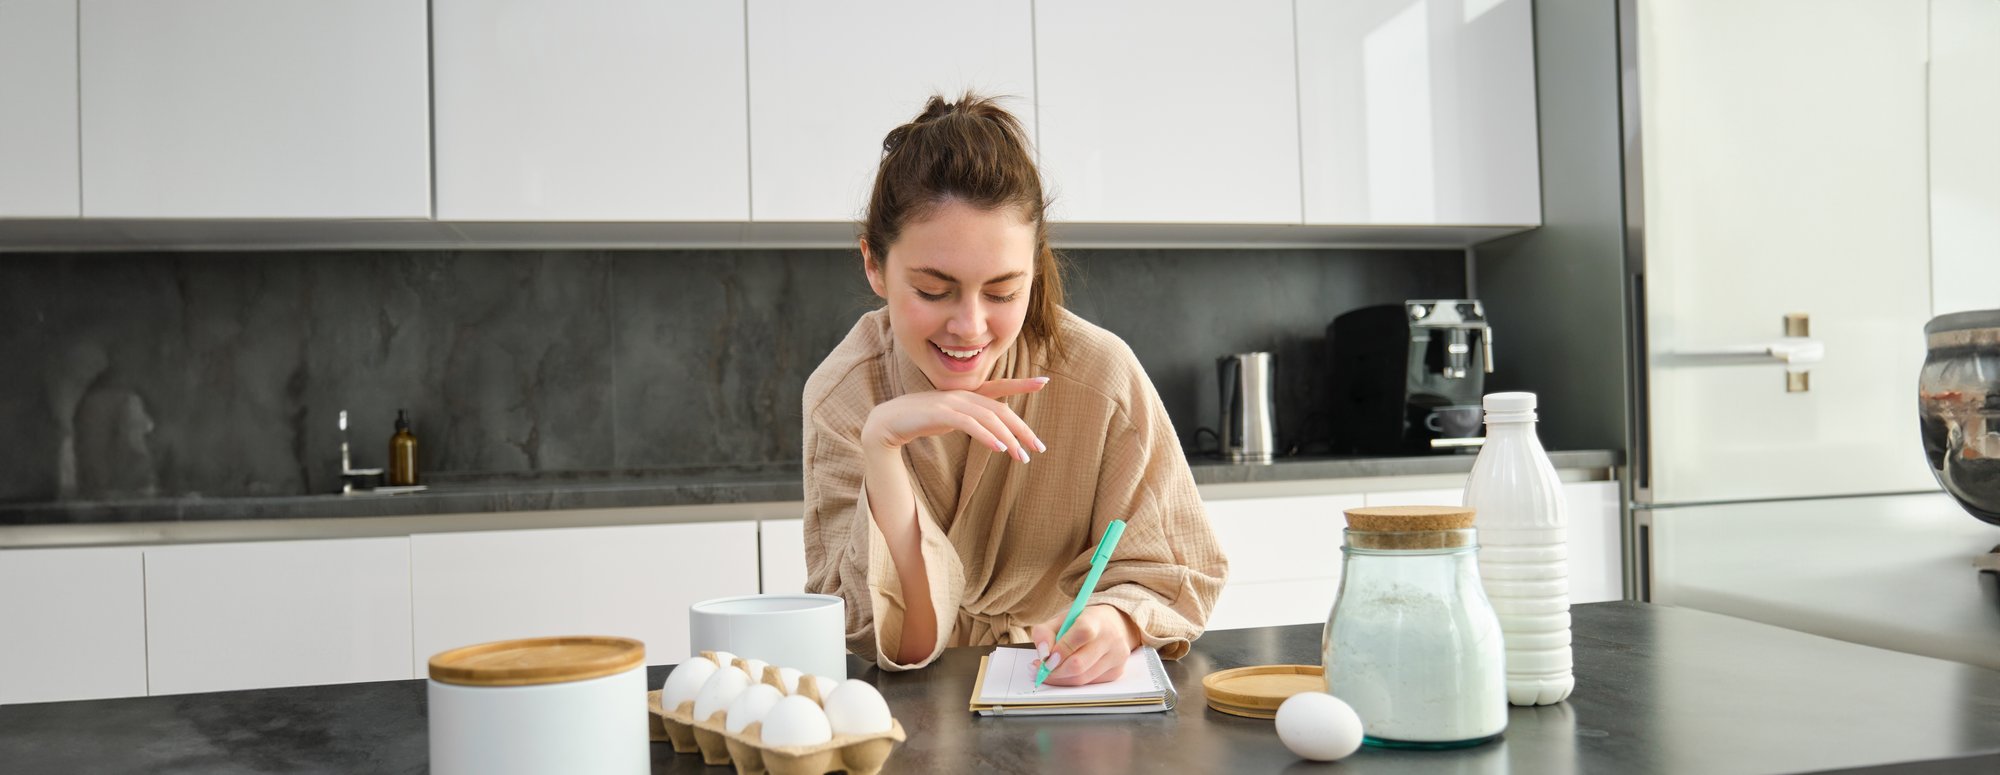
[{"x1": 648, "y1": 653, "x2": 906, "y2": 775}]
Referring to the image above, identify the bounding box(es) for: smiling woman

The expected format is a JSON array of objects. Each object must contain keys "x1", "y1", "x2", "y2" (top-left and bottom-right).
[{"x1": 801, "y1": 93, "x2": 1229, "y2": 687}]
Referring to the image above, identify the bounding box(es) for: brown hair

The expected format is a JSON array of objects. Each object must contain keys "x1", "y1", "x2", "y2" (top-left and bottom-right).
[{"x1": 861, "y1": 93, "x2": 1067, "y2": 362}]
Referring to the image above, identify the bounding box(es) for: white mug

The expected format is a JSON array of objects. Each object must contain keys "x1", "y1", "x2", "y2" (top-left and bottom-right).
[{"x1": 689, "y1": 593, "x2": 847, "y2": 678}]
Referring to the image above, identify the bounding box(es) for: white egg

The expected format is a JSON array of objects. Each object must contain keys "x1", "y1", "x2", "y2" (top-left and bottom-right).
[
  {"x1": 706, "y1": 650, "x2": 738, "y2": 668},
  {"x1": 821, "y1": 679, "x2": 893, "y2": 735},
  {"x1": 659, "y1": 656, "x2": 718, "y2": 710},
  {"x1": 723, "y1": 683, "x2": 786, "y2": 734},
  {"x1": 809, "y1": 675, "x2": 841, "y2": 700},
  {"x1": 691, "y1": 665, "x2": 751, "y2": 723},
  {"x1": 776, "y1": 667, "x2": 803, "y2": 694},
  {"x1": 740, "y1": 659, "x2": 771, "y2": 685},
  {"x1": 1274, "y1": 692, "x2": 1364, "y2": 762},
  {"x1": 757, "y1": 695, "x2": 833, "y2": 748}
]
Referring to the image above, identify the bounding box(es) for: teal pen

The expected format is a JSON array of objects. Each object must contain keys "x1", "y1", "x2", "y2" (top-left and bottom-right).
[{"x1": 1035, "y1": 519, "x2": 1128, "y2": 688}]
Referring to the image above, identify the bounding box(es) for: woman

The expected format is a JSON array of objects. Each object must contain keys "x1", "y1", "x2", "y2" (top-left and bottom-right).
[{"x1": 802, "y1": 94, "x2": 1227, "y2": 686}]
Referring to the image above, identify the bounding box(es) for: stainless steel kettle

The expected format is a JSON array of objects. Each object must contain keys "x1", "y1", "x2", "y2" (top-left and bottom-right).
[{"x1": 1218, "y1": 352, "x2": 1277, "y2": 463}]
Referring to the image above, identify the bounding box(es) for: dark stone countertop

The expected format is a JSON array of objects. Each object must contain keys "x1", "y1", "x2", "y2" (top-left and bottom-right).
[
  {"x1": 4, "y1": 602, "x2": 1994, "y2": 774},
  {"x1": 0, "y1": 450, "x2": 1620, "y2": 526}
]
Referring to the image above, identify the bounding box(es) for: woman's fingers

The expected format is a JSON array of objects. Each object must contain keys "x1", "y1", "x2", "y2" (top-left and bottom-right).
[
  {"x1": 968, "y1": 381, "x2": 1047, "y2": 455},
  {"x1": 974, "y1": 376, "x2": 1050, "y2": 400}
]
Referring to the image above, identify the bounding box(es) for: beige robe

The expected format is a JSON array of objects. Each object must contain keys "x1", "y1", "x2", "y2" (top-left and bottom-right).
[{"x1": 801, "y1": 307, "x2": 1228, "y2": 670}]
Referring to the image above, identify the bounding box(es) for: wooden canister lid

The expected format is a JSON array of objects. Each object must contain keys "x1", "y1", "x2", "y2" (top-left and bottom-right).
[
  {"x1": 1343, "y1": 505, "x2": 1476, "y2": 531},
  {"x1": 428, "y1": 636, "x2": 645, "y2": 687},
  {"x1": 1202, "y1": 664, "x2": 1326, "y2": 719}
]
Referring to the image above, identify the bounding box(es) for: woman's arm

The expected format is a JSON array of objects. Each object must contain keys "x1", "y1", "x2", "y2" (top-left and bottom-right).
[{"x1": 858, "y1": 440, "x2": 936, "y2": 665}]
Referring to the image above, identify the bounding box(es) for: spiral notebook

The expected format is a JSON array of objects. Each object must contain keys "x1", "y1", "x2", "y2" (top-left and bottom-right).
[{"x1": 968, "y1": 646, "x2": 1176, "y2": 716}]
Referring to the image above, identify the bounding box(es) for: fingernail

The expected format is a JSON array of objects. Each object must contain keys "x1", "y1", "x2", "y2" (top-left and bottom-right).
[
  {"x1": 1048, "y1": 653, "x2": 1062, "y2": 669},
  {"x1": 1036, "y1": 441, "x2": 1047, "y2": 453},
  {"x1": 992, "y1": 440, "x2": 1007, "y2": 452},
  {"x1": 1036, "y1": 642, "x2": 1049, "y2": 660},
  {"x1": 1017, "y1": 449, "x2": 1030, "y2": 463},
  {"x1": 1033, "y1": 376, "x2": 1050, "y2": 384}
]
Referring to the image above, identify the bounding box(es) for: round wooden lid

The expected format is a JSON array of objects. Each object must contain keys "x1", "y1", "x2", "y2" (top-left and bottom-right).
[
  {"x1": 1343, "y1": 505, "x2": 1476, "y2": 531},
  {"x1": 428, "y1": 636, "x2": 645, "y2": 687},
  {"x1": 1201, "y1": 664, "x2": 1325, "y2": 720}
]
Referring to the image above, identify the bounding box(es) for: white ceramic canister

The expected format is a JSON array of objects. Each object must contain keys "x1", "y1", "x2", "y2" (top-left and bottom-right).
[
  {"x1": 428, "y1": 636, "x2": 649, "y2": 775},
  {"x1": 689, "y1": 593, "x2": 848, "y2": 679}
]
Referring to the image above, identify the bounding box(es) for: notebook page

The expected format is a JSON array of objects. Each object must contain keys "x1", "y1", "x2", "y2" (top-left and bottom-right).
[{"x1": 975, "y1": 647, "x2": 1164, "y2": 704}]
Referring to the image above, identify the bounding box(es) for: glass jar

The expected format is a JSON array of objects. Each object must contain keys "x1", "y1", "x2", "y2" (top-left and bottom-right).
[
  {"x1": 1920, "y1": 309, "x2": 2000, "y2": 526},
  {"x1": 1322, "y1": 506, "x2": 1507, "y2": 748}
]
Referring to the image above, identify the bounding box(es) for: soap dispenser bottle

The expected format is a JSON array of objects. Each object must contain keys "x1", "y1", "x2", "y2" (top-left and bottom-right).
[{"x1": 389, "y1": 410, "x2": 419, "y2": 486}]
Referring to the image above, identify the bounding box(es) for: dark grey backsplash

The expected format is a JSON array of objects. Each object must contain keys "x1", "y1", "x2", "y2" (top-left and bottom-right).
[{"x1": 0, "y1": 248, "x2": 1461, "y2": 503}]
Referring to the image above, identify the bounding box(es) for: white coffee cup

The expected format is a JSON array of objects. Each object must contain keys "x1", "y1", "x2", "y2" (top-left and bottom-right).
[{"x1": 689, "y1": 593, "x2": 847, "y2": 679}]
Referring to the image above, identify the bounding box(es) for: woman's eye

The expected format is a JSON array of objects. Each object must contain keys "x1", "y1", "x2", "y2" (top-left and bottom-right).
[
  {"x1": 986, "y1": 292, "x2": 1021, "y2": 303},
  {"x1": 915, "y1": 289, "x2": 948, "y2": 301}
]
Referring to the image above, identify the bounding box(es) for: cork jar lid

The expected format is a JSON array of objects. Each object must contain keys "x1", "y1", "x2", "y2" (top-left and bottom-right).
[
  {"x1": 1343, "y1": 506, "x2": 1477, "y2": 549},
  {"x1": 429, "y1": 636, "x2": 645, "y2": 687}
]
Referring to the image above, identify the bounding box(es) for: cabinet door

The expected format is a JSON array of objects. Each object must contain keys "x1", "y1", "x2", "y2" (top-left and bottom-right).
[
  {"x1": 760, "y1": 519, "x2": 808, "y2": 595},
  {"x1": 1929, "y1": 0, "x2": 2000, "y2": 317},
  {"x1": 433, "y1": 0, "x2": 747, "y2": 221},
  {"x1": 1564, "y1": 480, "x2": 1622, "y2": 604},
  {"x1": 1202, "y1": 494, "x2": 1359, "y2": 630},
  {"x1": 1035, "y1": 0, "x2": 1300, "y2": 224},
  {"x1": 0, "y1": 547, "x2": 147, "y2": 703},
  {"x1": 1296, "y1": 0, "x2": 1539, "y2": 226},
  {"x1": 746, "y1": 0, "x2": 1034, "y2": 222},
  {"x1": 80, "y1": 0, "x2": 429, "y2": 218},
  {"x1": 0, "y1": 0, "x2": 79, "y2": 217},
  {"x1": 144, "y1": 538, "x2": 413, "y2": 696},
  {"x1": 1638, "y1": 0, "x2": 1934, "y2": 502},
  {"x1": 411, "y1": 521, "x2": 760, "y2": 667}
]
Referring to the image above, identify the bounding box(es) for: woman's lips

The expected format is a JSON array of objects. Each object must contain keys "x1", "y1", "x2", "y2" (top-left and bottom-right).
[{"x1": 931, "y1": 341, "x2": 985, "y2": 373}]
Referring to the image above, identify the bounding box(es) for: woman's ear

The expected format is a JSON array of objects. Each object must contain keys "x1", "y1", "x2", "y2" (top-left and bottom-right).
[{"x1": 860, "y1": 239, "x2": 888, "y2": 299}]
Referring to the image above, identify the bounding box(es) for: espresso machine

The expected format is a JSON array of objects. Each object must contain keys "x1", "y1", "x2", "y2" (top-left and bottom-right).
[{"x1": 1327, "y1": 300, "x2": 1494, "y2": 455}]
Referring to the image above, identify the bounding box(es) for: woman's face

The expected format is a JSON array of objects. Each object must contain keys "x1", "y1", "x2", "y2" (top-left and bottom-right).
[{"x1": 866, "y1": 199, "x2": 1037, "y2": 392}]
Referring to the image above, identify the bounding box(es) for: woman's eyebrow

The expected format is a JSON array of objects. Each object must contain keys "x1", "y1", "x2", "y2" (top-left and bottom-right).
[{"x1": 910, "y1": 267, "x2": 1027, "y2": 285}]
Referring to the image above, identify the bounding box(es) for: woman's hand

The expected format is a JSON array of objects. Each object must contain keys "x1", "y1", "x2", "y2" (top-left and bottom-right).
[
  {"x1": 1030, "y1": 605, "x2": 1142, "y2": 686},
  {"x1": 860, "y1": 377, "x2": 1048, "y2": 462}
]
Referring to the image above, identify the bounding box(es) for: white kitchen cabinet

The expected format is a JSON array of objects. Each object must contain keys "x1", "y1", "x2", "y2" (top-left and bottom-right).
[
  {"x1": 1201, "y1": 493, "x2": 1358, "y2": 629},
  {"x1": 1296, "y1": 0, "x2": 1540, "y2": 226},
  {"x1": 1362, "y1": 487, "x2": 1464, "y2": 507},
  {"x1": 760, "y1": 518, "x2": 808, "y2": 595},
  {"x1": 0, "y1": 0, "x2": 79, "y2": 217},
  {"x1": 411, "y1": 521, "x2": 760, "y2": 668},
  {"x1": 143, "y1": 538, "x2": 413, "y2": 696},
  {"x1": 1636, "y1": 0, "x2": 1935, "y2": 503},
  {"x1": 1035, "y1": 0, "x2": 1300, "y2": 224},
  {"x1": 746, "y1": 0, "x2": 1034, "y2": 222},
  {"x1": 79, "y1": 0, "x2": 430, "y2": 218},
  {"x1": 1928, "y1": 0, "x2": 2000, "y2": 317},
  {"x1": 432, "y1": 0, "x2": 748, "y2": 221},
  {"x1": 0, "y1": 547, "x2": 146, "y2": 704}
]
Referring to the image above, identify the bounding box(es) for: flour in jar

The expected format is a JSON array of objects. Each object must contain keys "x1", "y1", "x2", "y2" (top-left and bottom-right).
[{"x1": 1323, "y1": 582, "x2": 1507, "y2": 742}]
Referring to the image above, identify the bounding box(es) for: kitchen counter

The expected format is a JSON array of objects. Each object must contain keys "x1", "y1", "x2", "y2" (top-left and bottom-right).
[
  {"x1": 1644, "y1": 491, "x2": 2000, "y2": 670},
  {"x1": 4, "y1": 602, "x2": 1996, "y2": 774},
  {"x1": 0, "y1": 449, "x2": 1619, "y2": 526}
]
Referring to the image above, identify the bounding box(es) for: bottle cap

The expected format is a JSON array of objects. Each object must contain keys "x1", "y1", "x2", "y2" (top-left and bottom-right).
[
  {"x1": 1483, "y1": 392, "x2": 1538, "y2": 423},
  {"x1": 396, "y1": 409, "x2": 410, "y2": 432}
]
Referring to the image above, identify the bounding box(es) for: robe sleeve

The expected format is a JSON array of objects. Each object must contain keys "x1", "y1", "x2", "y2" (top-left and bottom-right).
[
  {"x1": 803, "y1": 410, "x2": 966, "y2": 671},
  {"x1": 1075, "y1": 399, "x2": 1228, "y2": 660}
]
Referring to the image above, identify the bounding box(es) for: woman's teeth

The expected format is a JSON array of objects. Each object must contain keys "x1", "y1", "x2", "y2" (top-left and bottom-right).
[{"x1": 937, "y1": 344, "x2": 984, "y2": 360}]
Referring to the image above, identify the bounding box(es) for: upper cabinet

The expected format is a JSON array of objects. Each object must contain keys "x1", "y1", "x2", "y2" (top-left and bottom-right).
[
  {"x1": 746, "y1": 0, "x2": 1035, "y2": 223},
  {"x1": 432, "y1": 0, "x2": 748, "y2": 222},
  {"x1": 1296, "y1": 0, "x2": 1541, "y2": 226},
  {"x1": 79, "y1": 0, "x2": 430, "y2": 219},
  {"x1": 4, "y1": 0, "x2": 1545, "y2": 246},
  {"x1": 1035, "y1": 0, "x2": 1301, "y2": 224},
  {"x1": 0, "y1": 0, "x2": 79, "y2": 217}
]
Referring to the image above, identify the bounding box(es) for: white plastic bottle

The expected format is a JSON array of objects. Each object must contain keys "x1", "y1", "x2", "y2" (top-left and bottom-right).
[{"x1": 1462, "y1": 392, "x2": 1574, "y2": 706}]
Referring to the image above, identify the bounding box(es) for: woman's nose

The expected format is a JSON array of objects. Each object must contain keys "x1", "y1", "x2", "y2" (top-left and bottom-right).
[{"x1": 946, "y1": 299, "x2": 986, "y2": 339}]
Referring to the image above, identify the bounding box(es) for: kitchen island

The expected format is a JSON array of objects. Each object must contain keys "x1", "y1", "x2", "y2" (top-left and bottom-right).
[{"x1": 4, "y1": 602, "x2": 1997, "y2": 774}]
